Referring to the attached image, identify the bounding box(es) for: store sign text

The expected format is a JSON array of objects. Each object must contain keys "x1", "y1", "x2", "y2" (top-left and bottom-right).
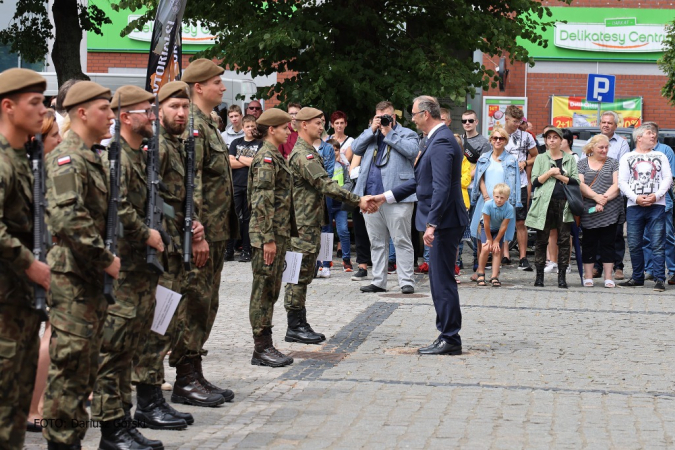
[
  {"x1": 554, "y1": 19, "x2": 666, "y2": 53},
  {"x1": 128, "y1": 15, "x2": 216, "y2": 45}
]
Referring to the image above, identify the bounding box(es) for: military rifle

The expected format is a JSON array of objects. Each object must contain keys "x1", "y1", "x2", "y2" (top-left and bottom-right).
[
  {"x1": 145, "y1": 97, "x2": 172, "y2": 274},
  {"x1": 103, "y1": 103, "x2": 122, "y2": 304},
  {"x1": 183, "y1": 90, "x2": 196, "y2": 271},
  {"x1": 27, "y1": 134, "x2": 49, "y2": 321}
]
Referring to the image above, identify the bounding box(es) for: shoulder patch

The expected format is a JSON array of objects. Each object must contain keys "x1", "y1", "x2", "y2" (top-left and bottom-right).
[
  {"x1": 57, "y1": 156, "x2": 71, "y2": 166},
  {"x1": 263, "y1": 156, "x2": 273, "y2": 164},
  {"x1": 193, "y1": 129, "x2": 199, "y2": 137},
  {"x1": 306, "y1": 154, "x2": 314, "y2": 160}
]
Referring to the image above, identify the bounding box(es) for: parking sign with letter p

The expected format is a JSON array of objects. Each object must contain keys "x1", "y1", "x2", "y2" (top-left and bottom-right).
[{"x1": 587, "y1": 74, "x2": 616, "y2": 103}]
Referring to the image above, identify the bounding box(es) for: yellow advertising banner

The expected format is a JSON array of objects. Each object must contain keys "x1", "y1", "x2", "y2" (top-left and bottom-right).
[{"x1": 550, "y1": 96, "x2": 643, "y2": 128}]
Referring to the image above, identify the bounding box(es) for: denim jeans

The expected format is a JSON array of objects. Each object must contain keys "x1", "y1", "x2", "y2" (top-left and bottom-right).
[
  {"x1": 388, "y1": 238, "x2": 396, "y2": 263},
  {"x1": 626, "y1": 205, "x2": 666, "y2": 283},
  {"x1": 423, "y1": 245, "x2": 430, "y2": 264},
  {"x1": 643, "y1": 208, "x2": 675, "y2": 276}
]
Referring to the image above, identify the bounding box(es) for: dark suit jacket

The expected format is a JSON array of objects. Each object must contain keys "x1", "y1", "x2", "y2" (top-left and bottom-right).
[{"x1": 391, "y1": 124, "x2": 469, "y2": 231}]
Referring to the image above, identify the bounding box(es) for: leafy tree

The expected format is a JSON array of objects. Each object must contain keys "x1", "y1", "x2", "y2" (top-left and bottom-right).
[
  {"x1": 660, "y1": 21, "x2": 675, "y2": 105},
  {"x1": 0, "y1": 0, "x2": 111, "y2": 85},
  {"x1": 130, "y1": 0, "x2": 570, "y2": 126}
]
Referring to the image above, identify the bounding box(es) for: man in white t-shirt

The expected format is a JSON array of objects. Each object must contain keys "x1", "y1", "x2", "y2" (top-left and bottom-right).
[
  {"x1": 502, "y1": 105, "x2": 537, "y2": 271},
  {"x1": 618, "y1": 124, "x2": 673, "y2": 291}
]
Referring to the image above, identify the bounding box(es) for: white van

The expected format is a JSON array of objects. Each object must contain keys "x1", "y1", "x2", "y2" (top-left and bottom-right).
[{"x1": 40, "y1": 72, "x2": 260, "y2": 112}]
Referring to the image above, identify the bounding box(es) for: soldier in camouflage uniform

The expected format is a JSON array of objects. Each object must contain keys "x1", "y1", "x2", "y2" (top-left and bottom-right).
[
  {"x1": 42, "y1": 81, "x2": 121, "y2": 449},
  {"x1": 132, "y1": 81, "x2": 223, "y2": 423},
  {"x1": 247, "y1": 108, "x2": 296, "y2": 367},
  {"x1": 284, "y1": 107, "x2": 375, "y2": 344},
  {"x1": 0, "y1": 69, "x2": 50, "y2": 450},
  {"x1": 90, "y1": 85, "x2": 180, "y2": 450}
]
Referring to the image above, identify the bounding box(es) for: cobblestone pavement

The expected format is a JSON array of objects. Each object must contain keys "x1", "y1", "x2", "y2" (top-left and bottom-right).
[{"x1": 25, "y1": 245, "x2": 675, "y2": 449}]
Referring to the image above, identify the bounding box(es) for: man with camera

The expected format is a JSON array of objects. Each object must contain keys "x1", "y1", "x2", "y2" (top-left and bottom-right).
[{"x1": 352, "y1": 101, "x2": 419, "y2": 293}]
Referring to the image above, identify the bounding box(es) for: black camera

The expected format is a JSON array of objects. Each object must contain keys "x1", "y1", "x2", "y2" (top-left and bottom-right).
[{"x1": 379, "y1": 114, "x2": 394, "y2": 127}]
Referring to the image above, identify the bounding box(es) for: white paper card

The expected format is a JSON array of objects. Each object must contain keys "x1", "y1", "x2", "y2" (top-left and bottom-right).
[
  {"x1": 318, "y1": 232, "x2": 334, "y2": 262},
  {"x1": 152, "y1": 285, "x2": 182, "y2": 335},
  {"x1": 282, "y1": 251, "x2": 303, "y2": 284}
]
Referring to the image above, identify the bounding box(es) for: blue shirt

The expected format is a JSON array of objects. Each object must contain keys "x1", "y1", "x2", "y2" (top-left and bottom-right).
[
  {"x1": 482, "y1": 200, "x2": 515, "y2": 230},
  {"x1": 653, "y1": 142, "x2": 675, "y2": 211},
  {"x1": 365, "y1": 124, "x2": 399, "y2": 195},
  {"x1": 317, "y1": 140, "x2": 335, "y2": 177}
]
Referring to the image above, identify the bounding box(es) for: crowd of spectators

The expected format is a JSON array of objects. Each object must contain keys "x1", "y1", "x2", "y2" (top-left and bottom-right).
[{"x1": 220, "y1": 100, "x2": 675, "y2": 292}]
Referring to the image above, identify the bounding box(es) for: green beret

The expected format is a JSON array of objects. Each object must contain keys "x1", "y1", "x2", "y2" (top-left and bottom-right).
[
  {"x1": 257, "y1": 108, "x2": 292, "y2": 127},
  {"x1": 0, "y1": 68, "x2": 46, "y2": 97},
  {"x1": 63, "y1": 81, "x2": 112, "y2": 110},
  {"x1": 111, "y1": 85, "x2": 155, "y2": 110},
  {"x1": 295, "y1": 107, "x2": 323, "y2": 122},
  {"x1": 182, "y1": 59, "x2": 225, "y2": 84},
  {"x1": 158, "y1": 81, "x2": 189, "y2": 104},
  {"x1": 544, "y1": 126, "x2": 564, "y2": 139}
]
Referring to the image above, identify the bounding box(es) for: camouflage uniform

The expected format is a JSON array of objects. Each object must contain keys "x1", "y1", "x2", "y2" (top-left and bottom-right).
[
  {"x1": 43, "y1": 131, "x2": 115, "y2": 445},
  {"x1": 92, "y1": 138, "x2": 160, "y2": 422},
  {"x1": 284, "y1": 137, "x2": 360, "y2": 311},
  {"x1": 133, "y1": 125, "x2": 188, "y2": 385},
  {"x1": 248, "y1": 141, "x2": 296, "y2": 336},
  {"x1": 0, "y1": 134, "x2": 42, "y2": 450},
  {"x1": 172, "y1": 107, "x2": 236, "y2": 364}
]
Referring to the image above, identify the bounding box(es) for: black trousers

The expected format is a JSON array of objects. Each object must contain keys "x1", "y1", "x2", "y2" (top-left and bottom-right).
[
  {"x1": 429, "y1": 226, "x2": 463, "y2": 346},
  {"x1": 227, "y1": 187, "x2": 251, "y2": 254},
  {"x1": 594, "y1": 223, "x2": 625, "y2": 272},
  {"x1": 582, "y1": 223, "x2": 618, "y2": 264},
  {"x1": 352, "y1": 210, "x2": 371, "y2": 265}
]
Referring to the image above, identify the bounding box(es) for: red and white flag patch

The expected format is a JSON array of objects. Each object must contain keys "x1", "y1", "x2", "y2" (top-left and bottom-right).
[
  {"x1": 306, "y1": 154, "x2": 314, "y2": 160},
  {"x1": 192, "y1": 129, "x2": 199, "y2": 137},
  {"x1": 57, "y1": 156, "x2": 71, "y2": 166},
  {"x1": 263, "y1": 157, "x2": 273, "y2": 164}
]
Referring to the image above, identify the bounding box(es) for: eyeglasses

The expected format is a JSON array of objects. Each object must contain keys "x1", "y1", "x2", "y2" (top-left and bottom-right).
[
  {"x1": 461, "y1": 119, "x2": 475, "y2": 124},
  {"x1": 247, "y1": 106, "x2": 262, "y2": 111},
  {"x1": 125, "y1": 108, "x2": 154, "y2": 116},
  {"x1": 507, "y1": 116, "x2": 523, "y2": 124},
  {"x1": 491, "y1": 136, "x2": 507, "y2": 142},
  {"x1": 411, "y1": 110, "x2": 426, "y2": 117}
]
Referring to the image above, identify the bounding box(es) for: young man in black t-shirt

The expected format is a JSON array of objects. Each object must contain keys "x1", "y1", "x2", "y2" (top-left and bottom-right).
[{"x1": 226, "y1": 115, "x2": 263, "y2": 261}]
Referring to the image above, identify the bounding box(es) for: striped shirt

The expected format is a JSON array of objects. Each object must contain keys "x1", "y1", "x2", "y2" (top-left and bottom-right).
[{"x1": 577, "y1": 157, "x2": 622, "y2": 229}]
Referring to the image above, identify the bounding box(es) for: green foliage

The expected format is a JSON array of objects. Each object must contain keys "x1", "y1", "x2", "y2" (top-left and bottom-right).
[
  {"x1": 119, "y1": 0, "x2": 570, "y2": 126},
  {"x1": 660, "y1": 21, "x2": 675, "y2": 105}
]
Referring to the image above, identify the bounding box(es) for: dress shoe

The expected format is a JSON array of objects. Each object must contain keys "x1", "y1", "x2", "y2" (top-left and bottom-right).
[
  {"x1": 614, "y1": 269, "x2": 625, "y2": 280},
  {"x1": 618, "y1": 278, "x2": 644, "y2": 287},
  {"x1": 171, "y1": 363, "x2": 226, "y2": 407},
  {"x1": 99, "y1": 421, "x2": 153, "y2": 450},
  {"x1": 401, "y1": 285, "x2": 414, "y2": 294},
  {"x1": 135, "y1": 384, "x2": 189, "y2": 428},
  {"x1": 418, "y1": 339, "x2": 462, "y2": 355},
  {"x1": 252, "y1": 332, "x2": 294, "y2": 367},
  {"x1": 285, "y1": 309, "x2": 324, "y2": 344},
  {"x1": 360, "y1": 284, "x2": 386, "y2": 293},
  {"x1": 192, "y1": 356, "x2": 234, "y2": 402},
  {"x1": 417, "y1": 338, "x2": 441, "y2": 353}
]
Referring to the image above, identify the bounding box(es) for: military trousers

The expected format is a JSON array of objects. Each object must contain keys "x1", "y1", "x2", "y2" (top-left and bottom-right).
[
  {"x1": 172, "y1": 239, "x2": 226, "y2": 365},
  {"x1": 249, "y1": 236, "x2": 288, "y2": 337},
  {"x1": 284, "y1": 226, "x2": 321, "y2": 312},
  {"x1": 43, "y1": 273, "x2": 108, "y2": 444},
  {"x1": 91, "y1": 270, "x2": 159, "y2": 421},
  {"x1": 133, "y1": 256, "x2": 183, "y2": 386},
  {"x1": 0, "y1": 304, "x2": 41, "y2": 450}
]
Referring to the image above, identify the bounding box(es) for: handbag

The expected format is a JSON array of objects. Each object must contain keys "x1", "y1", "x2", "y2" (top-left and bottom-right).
[{"x1": 562, "y1": 182, "x2": 584, "y2": 218}]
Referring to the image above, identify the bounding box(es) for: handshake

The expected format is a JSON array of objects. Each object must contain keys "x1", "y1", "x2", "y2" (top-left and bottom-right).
[{"x1": 358, "y1": 194, "x2": 387, "y2": 214}]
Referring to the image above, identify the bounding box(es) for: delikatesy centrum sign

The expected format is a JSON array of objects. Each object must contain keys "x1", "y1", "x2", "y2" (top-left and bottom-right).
[{"x1": 555, "y1": 17, "x2": 666, "y2": 53}]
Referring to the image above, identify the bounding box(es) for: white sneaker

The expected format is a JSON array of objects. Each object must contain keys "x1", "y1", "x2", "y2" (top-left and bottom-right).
[
  {"x1": 566, "y1": 265, "x2": 572, "y2": 274},
  {"x1": 318, "y1": 267, "x2": 331, "y2": 278},
  {"x1": 544, "y1": 262, "x2": 558, "y2": 273}
]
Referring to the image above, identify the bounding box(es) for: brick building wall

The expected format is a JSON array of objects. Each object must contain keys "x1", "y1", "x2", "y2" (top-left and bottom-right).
[{"x1": 483, "y1": 0, "x2": 675, "y2": 132}]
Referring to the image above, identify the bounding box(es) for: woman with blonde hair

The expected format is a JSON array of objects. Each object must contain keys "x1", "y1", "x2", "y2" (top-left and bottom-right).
[{"x1": 577, "y1": 133, "x2": 622, "y2": 287}]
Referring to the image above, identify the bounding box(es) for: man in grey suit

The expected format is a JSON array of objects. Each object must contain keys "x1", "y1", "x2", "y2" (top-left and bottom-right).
[{"x1": 352, "y1": 101, "x2": 419, "y2": 294}]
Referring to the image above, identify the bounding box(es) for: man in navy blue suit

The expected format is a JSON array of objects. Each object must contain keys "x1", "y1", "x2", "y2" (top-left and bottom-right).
[{"x1": 375, "y1": 95, "x2": 469, "y2": 355}]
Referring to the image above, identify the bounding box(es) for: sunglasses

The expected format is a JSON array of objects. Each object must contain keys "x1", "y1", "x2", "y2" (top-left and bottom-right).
[
  {"x1": 461, "y1": 119, "x2": 475, "y2": 124},
  {"x1": 491, "y1": 136, "x2": 507, "y2": 142},
  {"x1": 247, "y1": 106, "x2": 262, "y2": 111}
]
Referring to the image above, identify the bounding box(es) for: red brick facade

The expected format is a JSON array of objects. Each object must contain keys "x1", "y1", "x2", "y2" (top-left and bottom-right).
[{"x1": 483, "y1": 1, "x2": 675, "y2": 132}]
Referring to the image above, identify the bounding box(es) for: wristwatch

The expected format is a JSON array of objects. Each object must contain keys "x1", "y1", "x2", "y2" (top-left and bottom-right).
[
  {"x1": 426, "y1": 223, "x2": 437, "y2": 229},
  {"x1": 235, "y1": 154, "x2": 241, "y2": 160}
]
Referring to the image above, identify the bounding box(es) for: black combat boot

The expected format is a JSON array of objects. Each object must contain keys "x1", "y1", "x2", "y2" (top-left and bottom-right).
[
  {"x1": 300, "y1": 308, "x2": 326, "y2": 341},
  {"x1": 171, "y1": 361, "x2": 226, "y2": 407},
  {"x1": 285, "y1": 310, "x2": 324, "y2": 344},
  {"x1": 534, "y1": 265, "x2": 545, "y2": 287},
  {"x1": 144, "y1": 385, "x2": 194, "y2": 425},
  {"x1": 558, "y1": 266, "x2": 568, "y2": 289},
  {"x1": 124, "y1": 408, "x2": 164, "y2": 448},
  {"x1": 252, "y1": 331, "x2": 294, "y2": 367},
  {"x1": 193, "y1": 356, "x2": 234, "y2": 402},
  {"x1": 47, "y1": 441, "x2": 82, "y2": 450},
  {"x1": 134, "y1": 384, "x2": 188, "y2": 430},
  {"x1": 99, "y1": 420, "x2": 152, "y2": 450}
]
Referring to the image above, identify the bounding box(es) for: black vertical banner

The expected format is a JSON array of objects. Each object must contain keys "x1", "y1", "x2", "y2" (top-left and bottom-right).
[{"x1": 145, "y1": 0, "x2": 188, "y2": 94}]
